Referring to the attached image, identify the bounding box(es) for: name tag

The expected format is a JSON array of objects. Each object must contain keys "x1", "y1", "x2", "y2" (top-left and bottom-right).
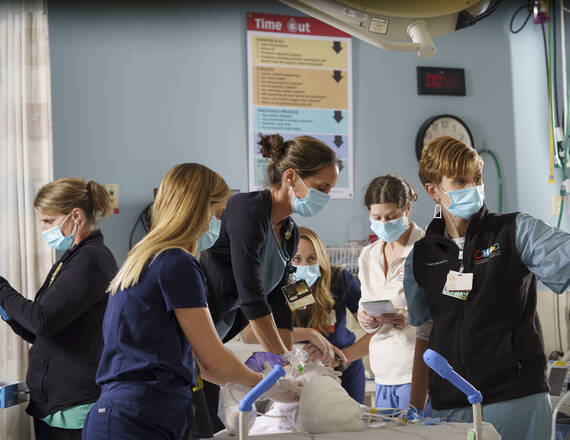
[
  {"x1": 442, "y1": 271, "x2": 473, "y2": 301},
  {"x1": 445, "y1": 271, "x2": 473, "y2": 291}
]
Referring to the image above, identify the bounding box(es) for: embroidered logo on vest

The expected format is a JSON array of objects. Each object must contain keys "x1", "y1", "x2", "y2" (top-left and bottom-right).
[{"x1": 474, "y1": 242, "x2": 501, "y2": 264}]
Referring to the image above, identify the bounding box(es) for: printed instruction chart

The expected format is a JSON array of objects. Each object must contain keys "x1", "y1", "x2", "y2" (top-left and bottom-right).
[{"x1": 247, "y1": 12, "x2": 353, "y2": 198}]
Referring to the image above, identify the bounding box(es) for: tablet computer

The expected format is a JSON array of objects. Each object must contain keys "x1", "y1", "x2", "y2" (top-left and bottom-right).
[{"x1": 361, "y1": 299, "x2": 396, "y2": 317}]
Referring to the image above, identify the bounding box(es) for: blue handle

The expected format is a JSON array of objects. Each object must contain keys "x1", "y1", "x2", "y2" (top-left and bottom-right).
[
  {"x1": 238, "y1": 365, "x2": 286, "y2": 412},
  {"x1": 423, "y1": 349, "x2": 482, "y2": 404},
  {"x1": 0, "y1": 306, "x2": 11, "y2": 321}
]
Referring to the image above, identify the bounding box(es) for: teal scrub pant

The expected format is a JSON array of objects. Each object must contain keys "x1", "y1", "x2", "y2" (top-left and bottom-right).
[{"x1": 433, "y1": 392, "x2": 552, "y2": 440}]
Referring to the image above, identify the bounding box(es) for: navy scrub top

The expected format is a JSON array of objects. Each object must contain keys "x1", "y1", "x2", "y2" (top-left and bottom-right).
[
  {"x1": 296, "y1": 268, "x2": 361, "y2": 349},
  {"x1": 95, "y1": 249, "x2": 208, "y2": 403},
  {"x1": 327, "y1": 268, "x2": 361, "y2": 349}
]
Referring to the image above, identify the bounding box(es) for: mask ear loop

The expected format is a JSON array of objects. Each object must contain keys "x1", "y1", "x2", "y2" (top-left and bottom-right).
[{"x1": 433, "y1": 204, "x2": 442, "y2": 219}]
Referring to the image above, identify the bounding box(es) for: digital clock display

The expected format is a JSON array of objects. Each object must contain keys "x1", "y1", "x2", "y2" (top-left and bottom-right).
[{"x1": 417, "y1": 66, "x2": 465, "y2": 96}]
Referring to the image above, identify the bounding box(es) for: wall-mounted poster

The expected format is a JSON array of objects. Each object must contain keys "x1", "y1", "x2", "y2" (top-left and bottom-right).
[{"x1": 247, "y1": 12, "x2": 353, "y2": 198}]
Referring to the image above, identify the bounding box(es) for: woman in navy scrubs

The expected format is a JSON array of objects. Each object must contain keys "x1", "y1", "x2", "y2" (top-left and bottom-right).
[
  {"x1": 243, "y1": 226, "x2": 372, "y2": 402},
  {"x1": 82, "y1": 164, "x2": 297, "y2": 440}
]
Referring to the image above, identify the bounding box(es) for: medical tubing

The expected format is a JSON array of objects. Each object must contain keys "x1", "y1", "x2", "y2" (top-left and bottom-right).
[
  {"x1": 423, "y1": 349, "x2": 483, "y2": 404},
  {"x1": 477, "y1": 149, "x2": 503, "y2": 213},
  {"x1": 237, "y1": 365, "x2": 285, "y2": 412}
]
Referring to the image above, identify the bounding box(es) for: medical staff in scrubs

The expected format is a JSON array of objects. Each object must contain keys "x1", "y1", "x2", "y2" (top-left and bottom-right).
[
  {"x1": 201, "y1": 134, "x2": 339, "y2": 351},
  {"x1": 83, "y1": 164, "x2": 300, "y2": 440},
  {"x1": 0, "y1": 178, "x2": 117, "y2": 440},
  {"x1": 242, "y1": 226, "x2": 372, "y2": 403},
  {"x1": 289, "y1": 226, "x2": 372, "y2": 403},
  {"x1": 406, "y1": 136, "x2": 570, "y2": 440},
  {"x1": 357, "y1": 175, "x2": 425, "y2": 411},
  {"x1": 196, "y1": 134, "x2": 339, "y2": 432}
]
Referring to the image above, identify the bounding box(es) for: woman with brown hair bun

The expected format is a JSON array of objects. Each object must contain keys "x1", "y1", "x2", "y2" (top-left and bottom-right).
[
  {"x1": 0, "y1": 177, "x2": 118, "y2": 440},
  {"x1": 196, "y1": 133, "x2": 340, "y2": 433}
]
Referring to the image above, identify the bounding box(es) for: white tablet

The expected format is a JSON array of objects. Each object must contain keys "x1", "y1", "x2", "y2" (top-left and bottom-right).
[{"x1": 361, "y1": 299, "x2": 396, "y2": 317}]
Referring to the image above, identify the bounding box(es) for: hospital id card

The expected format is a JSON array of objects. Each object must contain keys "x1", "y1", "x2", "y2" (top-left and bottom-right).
[
  {"x1": 445, "y1": 271, "x2": 473, "y2": 291},
  {"x1": 442, "y1": 271, "x2": 473, "y2": 301}
]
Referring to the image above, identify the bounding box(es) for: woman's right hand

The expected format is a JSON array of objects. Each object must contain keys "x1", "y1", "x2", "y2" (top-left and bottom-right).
[
  {"x1": 358, "y1": 309, "x2": 408, "y2": 330},
  {"x1": 358, "y1": 309, "x2": 383, "y2": 329},
  {"x1": 302, "y1": 329, "x2": 346, "y2": 366}
]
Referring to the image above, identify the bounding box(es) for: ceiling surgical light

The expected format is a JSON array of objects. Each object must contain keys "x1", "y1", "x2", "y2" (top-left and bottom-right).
[{"x1": 279, "y1": 0, "x2": 503, "y2": 58}]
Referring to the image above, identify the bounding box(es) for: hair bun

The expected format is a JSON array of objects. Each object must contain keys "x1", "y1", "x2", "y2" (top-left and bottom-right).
[{"x1": 258, "y1": 133, "x2": 287, "y2": 161}]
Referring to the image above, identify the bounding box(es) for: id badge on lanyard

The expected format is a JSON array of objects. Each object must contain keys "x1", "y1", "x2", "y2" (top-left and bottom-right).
[
  {"x1": 442, "y1": 249, "x2": 473, "y2": 301},
  {"x1": 282, "y1": 279, "x2": 315, "y2": 311}
]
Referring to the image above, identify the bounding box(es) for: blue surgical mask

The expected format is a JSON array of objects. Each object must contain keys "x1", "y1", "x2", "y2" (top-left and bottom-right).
[
  {"x1": 370, "y1": 216, "x2": 408, "y2": 243},
  {"x1": 441, "y1": 184, "x2": 485, "y2": 219},
  {"x1": 291, "y1": 174, "x2": 331, "y2": 217},
  {"x1": 294, "y1": 263, "x2": 321, "y2": 287},
  {"x1": 42, "y1": 213, "x2": 77, "y2": 251},
  {"x1": 198, "y1": 216, "x2": 221, "y2": 251}
]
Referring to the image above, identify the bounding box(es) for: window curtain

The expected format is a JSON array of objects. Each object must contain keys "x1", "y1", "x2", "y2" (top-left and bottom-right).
[{"x1": 0, "y1": 0, "x2": 53, "y2": 438}]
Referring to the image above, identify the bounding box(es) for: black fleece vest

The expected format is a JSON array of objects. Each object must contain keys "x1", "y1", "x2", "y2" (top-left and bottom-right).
[{"x1": 413, "y1": 207, "x2": 548, "y2": 410}]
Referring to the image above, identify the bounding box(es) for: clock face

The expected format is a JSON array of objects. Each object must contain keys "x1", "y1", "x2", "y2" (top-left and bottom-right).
[{"x1": 416, "y1": 115, "x2": 473, "y2": 161}]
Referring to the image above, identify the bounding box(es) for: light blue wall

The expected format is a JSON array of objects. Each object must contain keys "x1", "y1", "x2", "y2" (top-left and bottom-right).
[{"x1": 48, "y1": 2, "x2": 566, "y2": 263}]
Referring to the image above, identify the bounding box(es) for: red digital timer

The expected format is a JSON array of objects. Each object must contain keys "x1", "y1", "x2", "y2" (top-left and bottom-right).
[{"x1": 417, "y1": 66, "x2": 465, "y2": 96}]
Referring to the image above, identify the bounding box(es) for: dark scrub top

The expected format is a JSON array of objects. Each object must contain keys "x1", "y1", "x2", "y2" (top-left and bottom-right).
[
  {"x1": 296, "y1": 267, "x2": 361, "y2": 349},
  {"x1": 95, "y1": 249, "x2": 207, "y2": 404},
  {"x1": 200, "y1": 190, "x2": 299, "y2": 342}
]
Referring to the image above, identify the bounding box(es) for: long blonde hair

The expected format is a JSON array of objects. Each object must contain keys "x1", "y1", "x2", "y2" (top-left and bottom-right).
[
  {"x1": 108, "y1": 163, "x2": 231, "y2": 294},
  {"x1": 294, "y1": 226, "x2": 336, "y2": 334}
]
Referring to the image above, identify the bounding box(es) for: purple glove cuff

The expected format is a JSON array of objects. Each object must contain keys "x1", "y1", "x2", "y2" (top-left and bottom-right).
[{"x1": 245, "y1": 352, "x2": 285, "y2": 372}]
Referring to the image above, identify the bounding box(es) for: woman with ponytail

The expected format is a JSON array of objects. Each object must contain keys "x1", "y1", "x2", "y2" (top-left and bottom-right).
[
  {"x1": 0, "y1": 177, "x2": 118, "y2": 439},
  {"x1": 197, "y1": 133, "x2": 340, "y2": 433}
]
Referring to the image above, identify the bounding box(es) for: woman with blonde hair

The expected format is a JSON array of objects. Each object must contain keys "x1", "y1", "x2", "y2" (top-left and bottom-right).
[
  {"x1": 0, "y1": 177, "x2": 117, "y2": 440},
  {"x1": 243, "y1": 226, "x2": 371, "y2": 403},
  {"x1": 83, "y1": 164, "x2": 300, "y2": 440}
]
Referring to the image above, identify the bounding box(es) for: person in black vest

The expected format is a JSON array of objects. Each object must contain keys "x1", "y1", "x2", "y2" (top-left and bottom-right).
[
  {"x1": 0, "y1": 177, "x2": 118, "y2": 440},
  {"x1": 405, "y1": 136, "x2": 570, "y2": 440}
]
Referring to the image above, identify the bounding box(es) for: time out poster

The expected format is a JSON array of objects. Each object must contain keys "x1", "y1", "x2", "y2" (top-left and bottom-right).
[{"x1": 247, "y1": 12, "x2": 353, "y2": 198}]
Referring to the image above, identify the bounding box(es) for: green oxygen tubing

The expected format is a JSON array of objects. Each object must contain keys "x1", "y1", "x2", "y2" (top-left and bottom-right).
[{"x1": 478, "y1": 148, "x2": 503, "y2": 214}]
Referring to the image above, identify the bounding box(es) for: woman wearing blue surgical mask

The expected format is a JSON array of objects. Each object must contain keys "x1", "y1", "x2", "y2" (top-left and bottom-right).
[
  {"x1": 357, "y1": 174, "x2": 426, "y2": 412},
  {"x1": 196, "y1": 134, "x2": 338, "y2": 434},
  {"x1": 289, "y1": 227, "x2": 372, "y2": 402},
  {"x1": 85, "y1": 164, "x2": 301, "y2": 440},
  {"x1": 241, "y1": 226, "x2": 371, "y2": 401},
  {"x1": 0, "y1": 177, "x2": 118, "y2": 440},
  {"x1": 406, "y1": 136, "x2": 570, "y2": 440}
]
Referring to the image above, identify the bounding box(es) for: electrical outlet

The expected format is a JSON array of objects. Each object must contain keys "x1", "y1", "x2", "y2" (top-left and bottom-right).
[
  {"x1": 552, "y1": 194, "x2": 562, "y2": 216},
  {"x1": 104, "y1": 184, "x2": 119, "y2": 215}
]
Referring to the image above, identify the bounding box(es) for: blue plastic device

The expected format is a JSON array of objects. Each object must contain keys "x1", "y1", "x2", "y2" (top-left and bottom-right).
[
  {"x1": 423, "y1": 349, "x2": 482, "y2": 404},
  {"x1": 238, "y1": 365, "x2": 286, "y2": 412}
]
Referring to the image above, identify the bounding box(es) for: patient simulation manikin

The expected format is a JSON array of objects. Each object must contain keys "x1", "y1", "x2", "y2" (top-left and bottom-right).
[
  {"x1": 300, "y1": 375, "x2": 365, "y2": 434},
  {"x1": 220, "y1": 363, "x2": 364, "y2": 435}
]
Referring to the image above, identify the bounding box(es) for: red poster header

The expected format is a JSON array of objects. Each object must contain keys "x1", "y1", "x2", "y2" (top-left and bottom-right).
[{"x1": 247, "y1": 12, "x2": 350, "y2": 38}]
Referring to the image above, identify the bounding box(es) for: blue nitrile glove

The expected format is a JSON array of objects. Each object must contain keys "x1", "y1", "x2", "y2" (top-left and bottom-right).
[
  {"x1": 244, "y1": 352, "x2": 285, "y2": 373},
  {"x1": 0, "y1": 306, "x2": 11, "y2": 321}
]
